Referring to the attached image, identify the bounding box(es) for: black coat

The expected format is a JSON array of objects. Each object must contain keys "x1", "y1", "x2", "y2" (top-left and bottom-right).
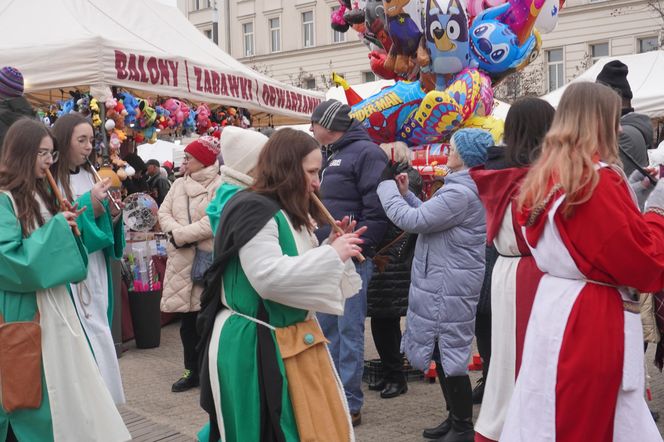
[
  {"x1": 0, "y1": 96, "x2": 36, "y2": 153},
  {"x1": 367, "y1": 167, "x2": 422, "y2": 318}
]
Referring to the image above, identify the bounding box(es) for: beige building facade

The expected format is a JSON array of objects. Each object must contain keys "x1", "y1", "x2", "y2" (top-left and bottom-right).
[
  {"x1": 177, "y1": 0, "x2": 663, "y2": 96},
  {"x1": 535, "y1": 0, "x2": 662, "y2": 95}
]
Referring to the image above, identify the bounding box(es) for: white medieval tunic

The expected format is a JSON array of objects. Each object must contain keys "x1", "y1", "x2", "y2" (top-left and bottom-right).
[{"x1": 68, "y1": 170, "x2": 125, "y2": 404}]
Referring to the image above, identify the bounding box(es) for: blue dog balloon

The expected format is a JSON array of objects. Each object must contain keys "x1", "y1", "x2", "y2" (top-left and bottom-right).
[
  {"x1": 421, "y1": 0, "x2": 470, "y2": 76},
  {"x1": 468, "y1": 2, "x2": 536, "y2": 76}
]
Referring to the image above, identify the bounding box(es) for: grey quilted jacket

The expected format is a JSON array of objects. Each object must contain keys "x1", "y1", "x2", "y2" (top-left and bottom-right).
[{"x1": 377, "y1": 170, "x2": 486, "y2": 375}]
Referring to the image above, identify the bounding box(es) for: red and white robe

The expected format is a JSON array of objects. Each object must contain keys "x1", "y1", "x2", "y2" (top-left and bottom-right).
[
  {"x1": 501, "y1": 167, "x2": 664, "y2": 441},
  {"x1": 471, "y1": 167, "x2": 544, "y2": 442}
]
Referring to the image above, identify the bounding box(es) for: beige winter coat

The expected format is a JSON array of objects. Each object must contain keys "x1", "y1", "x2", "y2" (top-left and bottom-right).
[
  {"x1": 641, "y1": 293, "x2": 661, "y2": 344},
  {"x1": 158, "y1": 164, "x2": 221, "y2": 313}
]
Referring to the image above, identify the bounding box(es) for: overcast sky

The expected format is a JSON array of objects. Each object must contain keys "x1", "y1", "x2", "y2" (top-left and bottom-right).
[{"x1": 154, "y1": 0, "x2": 177, "y2": 6}]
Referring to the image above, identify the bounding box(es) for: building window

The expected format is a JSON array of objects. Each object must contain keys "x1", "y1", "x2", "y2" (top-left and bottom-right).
[
  {"x1": 547, "y1": 48, "x2": 564, "y2": 92},
  {"x1": 304, "y1": 78, "x2": 316, "y2": 89},
  {"x1": 242, "y1": 22, "x2": 254, "y2": 56},
  {"x1": 269, "y1": 17, "x2": 281, "y2": 53},
  {"x1": 331, "y1": 7, "x2": 346, "y2": 43},
  {"x1": 639, "y1": 36, "x2": 659, "y2": 53},
  {"x1": 590, "y1": 42, "x2": 609, "y2": 64},
  {"x1": 363, "y1": 71, "x2": 376, "y2": 83},
  {"x1": 191, "y1": 0, "x2": 210, "y2": 10},
  {"x1": 302, "y1": 11, "x2": 315, "y2": 48},
  {"x1": 203, "y1": 29, "x2": 212, "y2": 40}
]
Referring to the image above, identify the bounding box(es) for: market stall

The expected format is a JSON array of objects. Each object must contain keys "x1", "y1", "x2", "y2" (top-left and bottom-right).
[{"x1": 0, "y1": 0, "x2": 323, "y2": 120}]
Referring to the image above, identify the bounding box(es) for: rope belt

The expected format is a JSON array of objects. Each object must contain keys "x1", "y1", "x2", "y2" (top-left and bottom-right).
[
  {"x1": 223, "y1": 302, "x2": 276, "y2": 331},
  {"x1": 553, "y1": 275, "x2": 640, "y2": 314}
]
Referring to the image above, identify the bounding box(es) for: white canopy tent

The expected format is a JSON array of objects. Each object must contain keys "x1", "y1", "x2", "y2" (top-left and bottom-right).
[
  {"x1": 0, "y1": 0, "x2": 323, "y2": 119},
  {"x1": 542, "y1": 51, "x2": 664, "y2": 119},
  {"x1": 137, "y1": 140, "x2": 185, "y2": 168}
]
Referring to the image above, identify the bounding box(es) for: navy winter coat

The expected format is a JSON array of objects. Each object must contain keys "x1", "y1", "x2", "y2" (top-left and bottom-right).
[{"x1": 316, "y1": 121, "x2": 388, "y2": 257}]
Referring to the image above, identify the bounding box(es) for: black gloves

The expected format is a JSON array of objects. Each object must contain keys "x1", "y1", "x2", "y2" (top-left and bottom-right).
[{"x1": 380, "y1": 161, "x2": 401, "y2": 182}]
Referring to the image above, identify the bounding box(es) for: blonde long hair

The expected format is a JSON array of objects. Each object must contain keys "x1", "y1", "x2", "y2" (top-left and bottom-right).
[
  {"x1": 518, "y1": 82, "x2": 621, "y2": 219},
  {"x1": 379, "y1": 141, "x2": 412, "y2": 165}
]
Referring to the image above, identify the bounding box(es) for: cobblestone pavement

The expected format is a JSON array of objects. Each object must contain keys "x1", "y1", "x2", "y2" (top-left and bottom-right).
[{"x1": 120, "y1": 320, "x2": 664, "y2": 441}]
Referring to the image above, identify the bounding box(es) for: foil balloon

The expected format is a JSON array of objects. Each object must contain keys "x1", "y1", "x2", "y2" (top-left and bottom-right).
[
  {"x1": 493, "y1": 27, "x2": 542, "y2": 84},
  {"x1": 349, "y1": 80, "x2": 425, "y2": 144},
  {"x1": 474, "y1": 73, "x2": 495, "y2": 117},
  {"x1": 123, "y1": 193, "x2": 159, "y2": 232},
  {"x1": 462, "y1": 115, "x2": 504, "y2": 142},
  {"x1": 469, "y1": 3, "x2": 538, "y2": 76},
  {"x1": 331, "y1": 0, "x2": 352, "y2": 32},
  {"x1": 498, "y1": 0, "x2": 545, "y2": 44},
  {"x1": 418, "y1": 0, "x2": 471, "y2": 91},
  {"x1": 399, "y1": 67, "x2": 488, "y2": 145},
  {"x1": 383, "y1": 0, "x2": 423, "y2": 75},
  {"x1": 369, "y1": 48, "x2": 397, "y2": 79},
  {"x1": 466, "y1": 0, "x2": 507, "y2": 19},
  {"x1": 534, "y1": 0, "x2": 564, "y2": 33},
  {"x1": 364, "y1": 0, "x2": 392, "y2": 51}
]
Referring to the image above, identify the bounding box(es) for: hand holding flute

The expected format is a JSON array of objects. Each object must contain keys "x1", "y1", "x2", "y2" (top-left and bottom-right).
[
  {"x1": 87, "y1": 160, "x2": 122, "y2": 212},
  {"x1": 45, "y1": 169, "x2": 84, "y2": 236},
  {"x1": 311, "y1": 193, "x2": 366, "y2": 263}
]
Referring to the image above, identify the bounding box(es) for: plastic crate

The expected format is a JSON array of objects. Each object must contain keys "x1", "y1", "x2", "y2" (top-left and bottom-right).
[{"x1": 362, "y1": 358, "x2": 424, "y2": 384}]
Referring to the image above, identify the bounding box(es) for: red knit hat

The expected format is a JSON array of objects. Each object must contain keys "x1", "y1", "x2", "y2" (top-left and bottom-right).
[{"x1": 184, "y1": 135, "x2": 220, "y2": 167}]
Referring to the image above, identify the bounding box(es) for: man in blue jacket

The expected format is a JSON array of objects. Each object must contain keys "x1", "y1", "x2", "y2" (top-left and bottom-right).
[{"x1": 311, "y1": 99, "x2": 388, "y2": 427}]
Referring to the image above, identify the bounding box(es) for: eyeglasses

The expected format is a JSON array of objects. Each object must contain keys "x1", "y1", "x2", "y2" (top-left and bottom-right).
[{"x1": 37, "y1": 149, "x2": 59, "y2": 162}]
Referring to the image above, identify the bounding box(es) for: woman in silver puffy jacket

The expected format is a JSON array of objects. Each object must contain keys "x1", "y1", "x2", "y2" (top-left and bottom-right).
[{"x1": 377, "y1": 129, "x2": 493, "y2": 442}]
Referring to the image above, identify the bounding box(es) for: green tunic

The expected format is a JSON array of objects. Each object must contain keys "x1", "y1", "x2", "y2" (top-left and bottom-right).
[
  {"x1": 207, "y1": 183, "x2": 242, "y2": 236},
  {"x1": 217, "y1": 211, "x2": 305, "y2": 442},
  {"x1": 0, "y1": 193, "x2": 88, "y2": 442}
]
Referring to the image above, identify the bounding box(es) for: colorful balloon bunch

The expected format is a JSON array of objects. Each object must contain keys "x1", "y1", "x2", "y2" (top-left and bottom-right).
[{"x1": 331, "y1": 0, "x2": 564, "y2": 145}]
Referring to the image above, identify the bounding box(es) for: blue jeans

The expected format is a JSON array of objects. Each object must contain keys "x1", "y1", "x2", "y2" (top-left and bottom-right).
[{"x1": 318, "y1": 258, "x2": 373, "y2": 414}]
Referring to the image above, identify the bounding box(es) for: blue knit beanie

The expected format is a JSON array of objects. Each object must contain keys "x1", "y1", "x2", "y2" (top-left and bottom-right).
[{"x1": 451, "y1": 129, "x2": 493, "y2": 168}]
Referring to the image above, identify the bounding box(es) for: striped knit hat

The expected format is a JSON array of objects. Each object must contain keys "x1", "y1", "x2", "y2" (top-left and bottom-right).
[
  {"x1": 0, "y1": 66, "x2": 24, "y2": 99},
  {"x1": 311, "y1": 99, "x2": 352, "y2": 132}
]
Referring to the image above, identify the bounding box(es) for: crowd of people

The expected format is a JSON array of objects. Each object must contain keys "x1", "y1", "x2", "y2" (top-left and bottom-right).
[{"x1": 1, "y1": 58, "x2": 664, "y2": 442}]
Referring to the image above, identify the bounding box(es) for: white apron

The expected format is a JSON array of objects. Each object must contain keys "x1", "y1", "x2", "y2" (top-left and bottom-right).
[
  {"x1": 68, "y1": 170, "x2": 125, "y2": 404},
  {"x1": 500, "y1": 195, "x2": 661, "y2": 442}
]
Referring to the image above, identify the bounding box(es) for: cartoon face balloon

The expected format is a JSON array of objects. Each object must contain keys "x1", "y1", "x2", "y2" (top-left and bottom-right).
[
  {"x1": 423, "y1": 0, "x2": 471, "y2": 75},
  {"x1": 469, "y1": 3, "x2": 537, "y2": 75}
]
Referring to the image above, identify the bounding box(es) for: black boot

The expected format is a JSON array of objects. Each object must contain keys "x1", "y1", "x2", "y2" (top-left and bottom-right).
[
  {"x1": 435, "y1": 375, "x2": 474, "y2": 442},
  {"x1": 472, "y1": 377, "x2": 485, "y2": 405},
  {"x1": 380, "y1": 379, "x2": 408, "y2": 398},
  {"x1": 171, "y1": 369, "x2": 199, "y2": 392},
  {"x1": 436, "y1": 415, "x2": 474, "y2": 442},
  {"x1": 368, "y1": 377, "x2": 386, "y2": 391},
  {"x1": 423, "y1": 363, "x2": 451, "y2": 439},
  {"x1": 381, "y1": 371, "x2": 408, "y2": 398}
]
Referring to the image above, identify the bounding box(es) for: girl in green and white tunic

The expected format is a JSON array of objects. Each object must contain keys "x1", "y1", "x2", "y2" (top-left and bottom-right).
[
  {"x1": 199, "y1": 129, "x2": 364, "y2": 442},
  {"x1": 0, "y1": 119, "x2": 130, "y2": 442},
  {"x1": 52, "y1": 113, "x2": 125, "y2": 404}
]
